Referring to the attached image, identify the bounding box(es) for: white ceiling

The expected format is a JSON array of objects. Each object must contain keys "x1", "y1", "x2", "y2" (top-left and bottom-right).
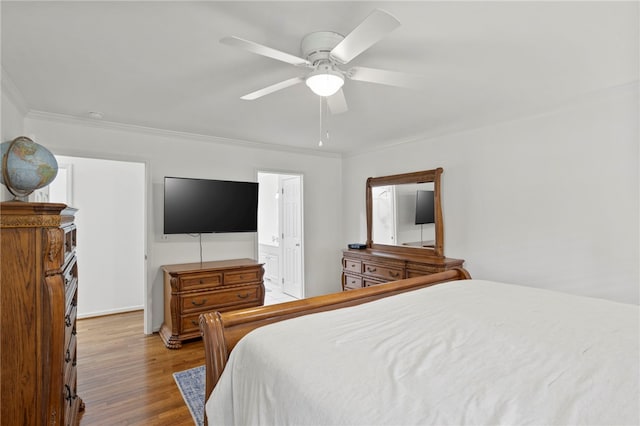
[{"x1": 2, "y1": 1, "x2": 638, "y2": 155}]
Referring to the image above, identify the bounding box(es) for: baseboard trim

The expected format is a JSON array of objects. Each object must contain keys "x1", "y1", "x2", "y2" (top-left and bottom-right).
[{"x1": 77, "y1": 305, "x2": 144, "y2": 319}]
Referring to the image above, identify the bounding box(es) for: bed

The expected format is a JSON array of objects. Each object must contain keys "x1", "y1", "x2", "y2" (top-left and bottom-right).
[{"x1": 199, "y1": 268, "x2": 639, "y2": 425}]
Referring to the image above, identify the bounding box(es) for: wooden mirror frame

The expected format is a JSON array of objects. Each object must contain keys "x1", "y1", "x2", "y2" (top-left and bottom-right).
[{"x1": 366, "y1": 168, "x2": 444, "y2": 258}]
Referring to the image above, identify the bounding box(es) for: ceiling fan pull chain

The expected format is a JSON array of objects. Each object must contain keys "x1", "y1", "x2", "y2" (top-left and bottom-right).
[{"x1": 318, "y1": 97, "x2": 324, "y2": 147}]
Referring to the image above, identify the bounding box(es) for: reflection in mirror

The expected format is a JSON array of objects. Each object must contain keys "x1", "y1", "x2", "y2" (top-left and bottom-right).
[
  {"x1": 372, "y1": 183, "x2": 435, "y2": 248},
  {"x1": 366, "y1": 168, "x2": 444, "y2": 257}
]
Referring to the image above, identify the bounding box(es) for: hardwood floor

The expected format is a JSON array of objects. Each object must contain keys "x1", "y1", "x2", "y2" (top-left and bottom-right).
[{"x1": 76, "y1": 310, "x2": 204, "y2": 425}]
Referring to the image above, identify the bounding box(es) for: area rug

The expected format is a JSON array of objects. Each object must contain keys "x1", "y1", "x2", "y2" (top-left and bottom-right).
[{"x1": 173, "y1": 365, "x2": 205, "y2": 426}]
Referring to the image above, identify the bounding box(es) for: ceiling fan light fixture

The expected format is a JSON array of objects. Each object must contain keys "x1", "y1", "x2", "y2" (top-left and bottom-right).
[{"x1": 305, "y1": 69, "x2": 344, "y2": 97}]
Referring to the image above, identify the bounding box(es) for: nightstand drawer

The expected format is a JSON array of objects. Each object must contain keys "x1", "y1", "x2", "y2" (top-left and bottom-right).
[{"x1": 179, "y1": 272, "x2": 223, "y2": 291}]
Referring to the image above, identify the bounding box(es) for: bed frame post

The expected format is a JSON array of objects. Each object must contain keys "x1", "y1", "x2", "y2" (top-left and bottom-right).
[{"x1": 199, "y1": 311, "x2": 228, "y2": 424}]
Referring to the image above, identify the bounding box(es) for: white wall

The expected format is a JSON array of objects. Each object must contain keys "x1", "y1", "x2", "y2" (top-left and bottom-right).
[
  {"x1": 51, "y1": 155, "x2": 145, "y2": 318},
  {"x1": 24, "y1": 115, "x2": 344, "y2": 332},
  {"x1": 343, "y1": 83, "x2": 639, "y2": 305},
  {"x1": 1, "y1": 89, "x2": 26, "y2": 200},
  {"x1": 257, "y1": 173, "x2": 280, "y2": 246}
]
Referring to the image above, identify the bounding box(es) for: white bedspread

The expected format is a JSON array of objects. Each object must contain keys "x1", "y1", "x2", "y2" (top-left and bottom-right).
[{"x1": 206, "y1": 280, "x2": 639, "y2": 425}]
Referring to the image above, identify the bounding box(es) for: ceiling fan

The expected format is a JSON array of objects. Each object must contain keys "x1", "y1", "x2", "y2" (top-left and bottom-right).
[{"x1": 221, "y1": 9, "x2": 426, "y2": 115}]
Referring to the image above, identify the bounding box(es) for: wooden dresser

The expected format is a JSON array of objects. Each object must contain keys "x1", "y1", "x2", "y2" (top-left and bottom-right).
[
  {"x1": 342, "y1": 249, "x2": 464, "y2": 290},
  {"x1": 1, "y1": 202, "x2": 83, "y2": 425},
  {"x1": 160, "y1": 258, "x2": 265, "y2": 349}
]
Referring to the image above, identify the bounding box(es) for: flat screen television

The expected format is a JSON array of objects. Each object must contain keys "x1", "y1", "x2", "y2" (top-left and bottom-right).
[
  {"x1": 164, "y1": 176, "x2": 259, "y2": 234},
  {"x1": 415, "y1": 190, "x2": 435, "y2": 225}
]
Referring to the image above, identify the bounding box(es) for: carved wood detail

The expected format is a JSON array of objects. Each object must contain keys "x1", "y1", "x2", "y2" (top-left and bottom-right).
[
  {"x1": 45, "y1": 228, "x2": 64, "y2": 271},
  {"x1": 0, "y1": 214, "x2": 61, "y2": 228}
]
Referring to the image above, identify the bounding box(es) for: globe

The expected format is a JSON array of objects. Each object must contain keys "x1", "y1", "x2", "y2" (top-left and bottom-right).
[{"x1": 0, "y1": 136, "x2": 58, "y2": 199}]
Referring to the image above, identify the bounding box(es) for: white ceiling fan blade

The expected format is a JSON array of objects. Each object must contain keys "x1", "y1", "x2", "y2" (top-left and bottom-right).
[
  {"x1": 240, "y1": 77, "x2": 304, "y2": 100},
  {"x1": 330, "y1": 9, "x2": 400, "y2": 65},
  {"x1": 221, "y1": 36, "x2": 311, "y2": 67},
  {"x1": 347, "y1": 66, "x2": 427, "y2": 90},
  {"x1": 327, "y1": 89, "x2": 348, "y2": 115}
]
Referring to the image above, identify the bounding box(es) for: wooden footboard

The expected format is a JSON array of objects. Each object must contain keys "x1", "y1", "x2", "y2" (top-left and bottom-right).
[{"x1": 199, "y1": 267, "x2": 470, "y2": 413}]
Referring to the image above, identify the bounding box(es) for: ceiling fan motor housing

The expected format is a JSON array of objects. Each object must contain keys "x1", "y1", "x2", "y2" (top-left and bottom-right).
[{"x1": 301, "y1": 31, "x2": 344, "y2": 66}]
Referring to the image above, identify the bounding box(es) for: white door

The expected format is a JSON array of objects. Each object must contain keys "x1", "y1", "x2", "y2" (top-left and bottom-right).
[
  {"x1": 281, "y1": 176, "x2": 303, "y2": 298},
  {"x1": 372, "y1": 185, "x2": 397, "y2": 245}
]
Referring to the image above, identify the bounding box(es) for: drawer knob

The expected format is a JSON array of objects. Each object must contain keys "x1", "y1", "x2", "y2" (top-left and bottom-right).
[
  {"x1": 191, "y1": 299, "x2": 207, "y2": 306},
  {"x1": 237, "y1": 293, "x2": 249, "y2": 299},
  {"x1": 199, "y1": 279, "x2": 204, "y2": 284},
  {"x1": 191, "y1": 319, "x2": 198, "y2": 326},
  {"x1": 389, "y1": 271, "x2": 400, "y2": 278},
  {"x1": 65, "y1": 315, "x2": 72, "y2": 327},
  {"x1": 367, "y1": 267, "x2": 377, "y2": 272}
]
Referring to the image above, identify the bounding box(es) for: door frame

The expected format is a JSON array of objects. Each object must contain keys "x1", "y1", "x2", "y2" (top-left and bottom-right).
[
  {"x1": 49, "y1": 150, "x2": 151, "y2": 334},
  {"x1": 256, "y1": 170, "x2": 305, "y2": 299}
]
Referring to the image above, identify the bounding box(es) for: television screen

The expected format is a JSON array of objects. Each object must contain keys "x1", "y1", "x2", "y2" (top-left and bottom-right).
[
  {"x1": 415, "y1": 190, "x2": 435, "y2": 225},
  {"x1": 164, "y1": 177, "x2": 259, "y2": 234}
]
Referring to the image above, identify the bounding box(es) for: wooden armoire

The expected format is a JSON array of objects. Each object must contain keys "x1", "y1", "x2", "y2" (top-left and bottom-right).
[{"x1": 0, "y1": 202, "x2": 83, "y2": 425}]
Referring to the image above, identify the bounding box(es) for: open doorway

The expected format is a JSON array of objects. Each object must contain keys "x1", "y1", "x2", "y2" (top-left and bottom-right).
[
  {"x1": 48, "y1": 156, "x2": 146, "y2": 328},
  {"x1": 257, "y1": 171, "x2": 304, "y2": 302}
]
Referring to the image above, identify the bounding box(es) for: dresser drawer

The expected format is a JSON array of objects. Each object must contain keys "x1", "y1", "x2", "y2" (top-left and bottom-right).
[
  {"x1": 224, "y1": 268, "x2": 262, "y2": 285},
  {"x1": 343, "y1": 273, "x2": 363, "y2": 290},
  {"x1": 362, "y1": 262, "x2": 403, "y2": 281},
  {"x1": 180, "y1": 285, "x2": 262, "y2": 313},
  {"x1": 64, "y1": 302, "x2": 77, "y2": 352},
  {"x1": 64, "y1": 333, "x2": 77, "y2": 384},
  {"x1": 63, "y1": 224, "x2": 77, "y2": 267},
  {"x1": 179, "y1": 286, "x2": 262, "y2": 334},
  {"x1": 364, "y1": 278, "x2": 387, "y2": 287},
  {"x1": 179, "y1": 272, "x2": 223, "y2": 291},
  {"x1": 343, "y1": 259, "x2": 362, "y2": 274},
  {"x1": 63, "y1": 361, "x2": 78, "y2": 426},
  {"x1": 63, "y1": 256, "x2": 78, "y2": 294},
  {"x1": 180, "y1": 312, "x2": 204, "y2": 335}
]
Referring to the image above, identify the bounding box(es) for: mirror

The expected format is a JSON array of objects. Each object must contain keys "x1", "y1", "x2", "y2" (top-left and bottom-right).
[{"x1": 366, "y1": 168, "x2": 444, "y2": 257}]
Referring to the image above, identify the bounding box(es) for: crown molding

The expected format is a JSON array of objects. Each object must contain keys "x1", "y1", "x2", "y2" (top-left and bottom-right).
[
  {"x1": 343, "y1": 80, "x2": 640, "y2": 158},
  {"x1": 25, "y1": 110, "x2": 342, "y2": 159},
  {"x1": 1, "y1": 67, "x2": 29, "y2": 116}
]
